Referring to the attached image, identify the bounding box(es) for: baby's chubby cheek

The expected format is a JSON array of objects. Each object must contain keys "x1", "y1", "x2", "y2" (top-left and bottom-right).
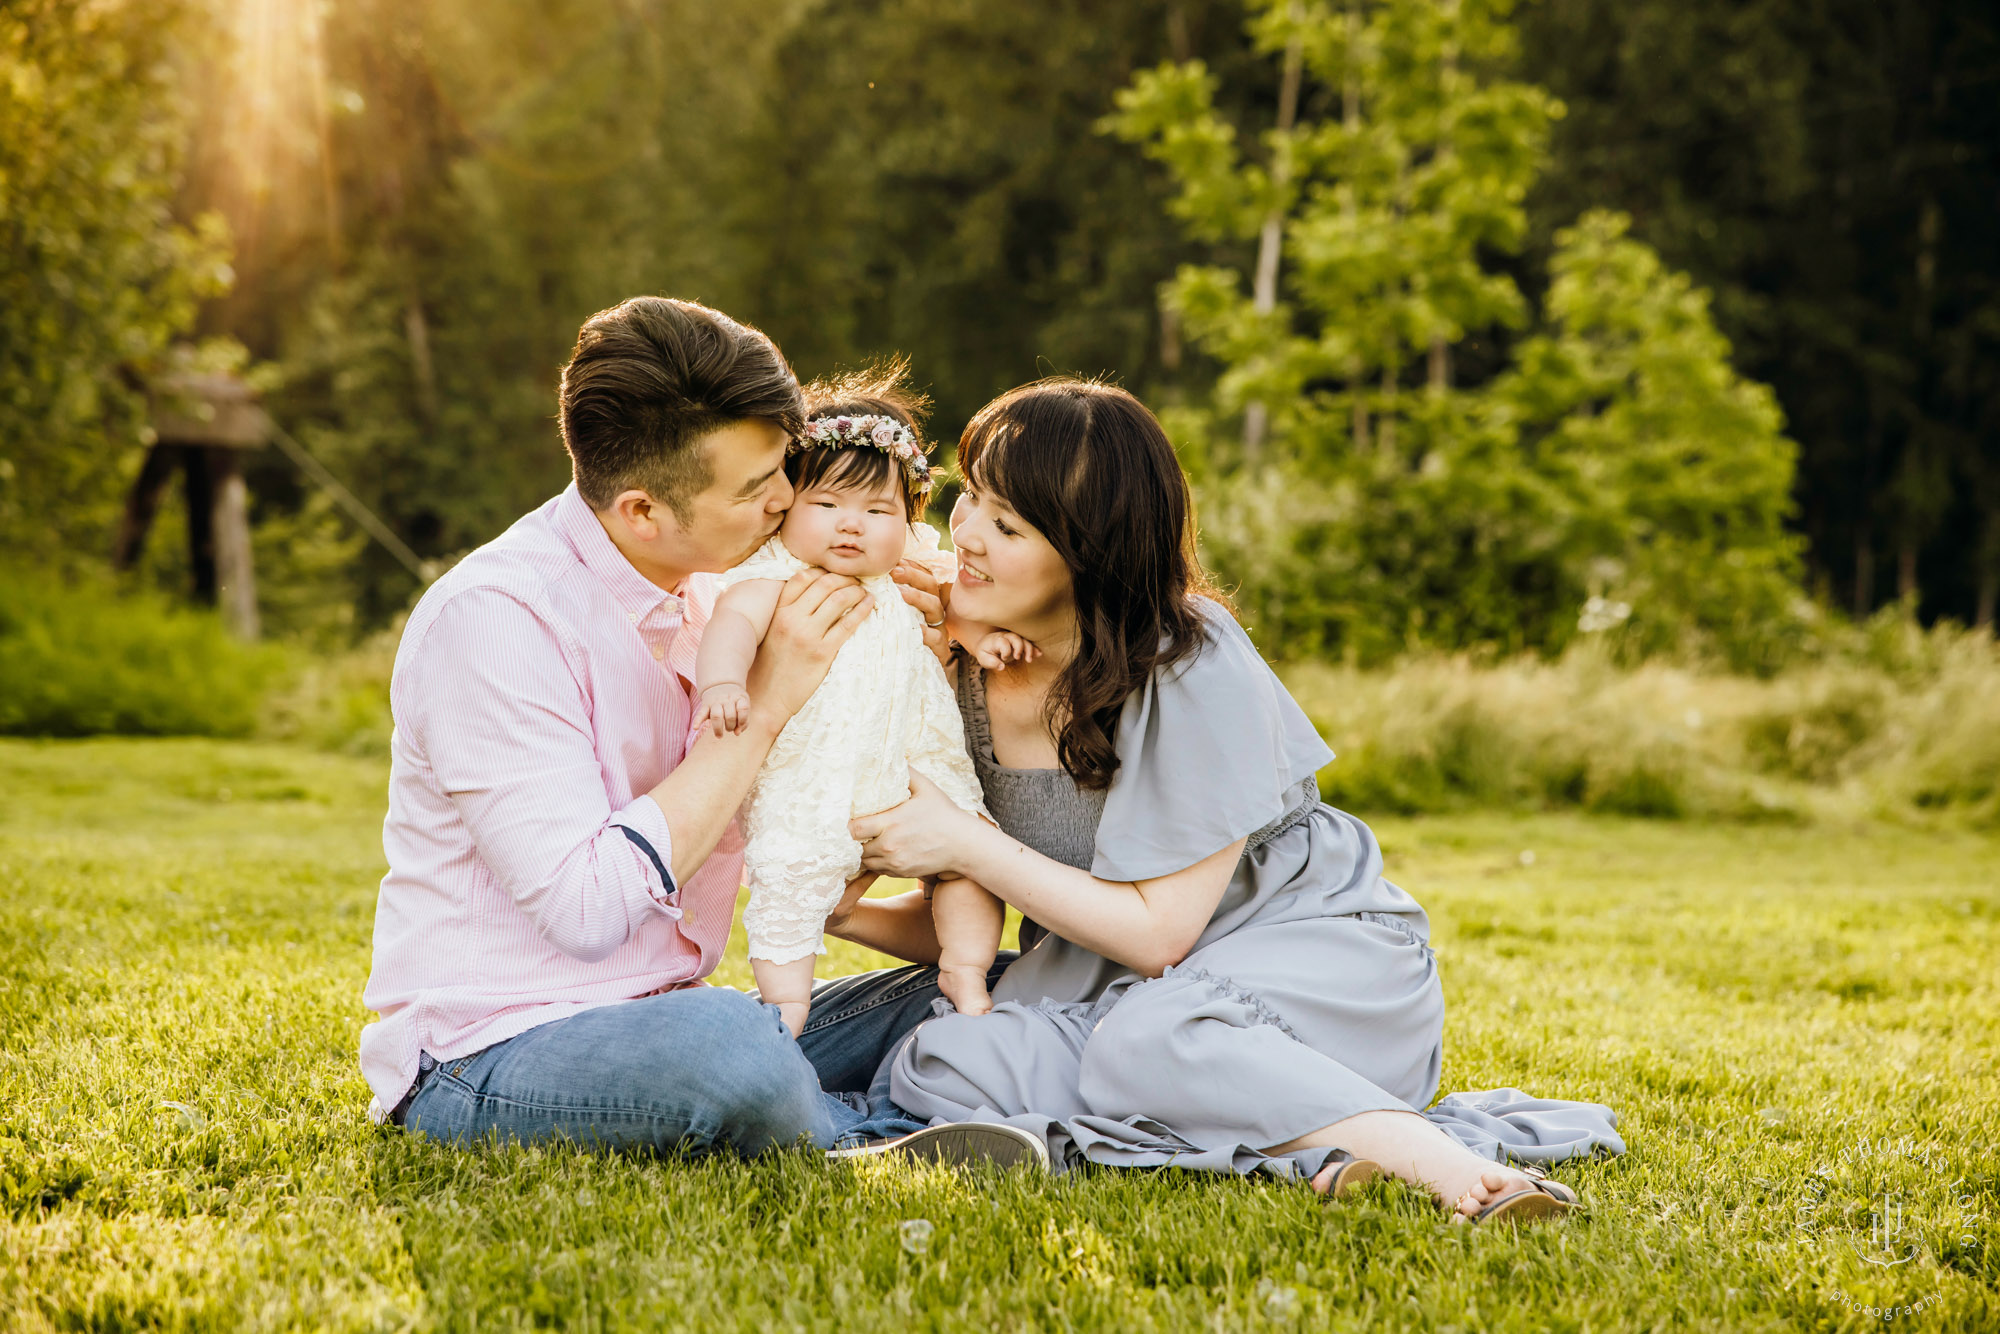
[{"x1": 773, "y1": 509, "x2": 818, "y2": 560}]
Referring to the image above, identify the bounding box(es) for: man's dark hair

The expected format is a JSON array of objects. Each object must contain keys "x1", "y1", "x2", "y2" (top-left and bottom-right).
[{"x1": 558, "y1": 297, "x2": 803, "y2": 522}]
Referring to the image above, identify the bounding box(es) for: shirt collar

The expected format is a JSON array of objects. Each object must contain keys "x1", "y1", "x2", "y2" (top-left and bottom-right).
[{"x1": 553, "y1": 483, "x2": 684, "y2": 622}]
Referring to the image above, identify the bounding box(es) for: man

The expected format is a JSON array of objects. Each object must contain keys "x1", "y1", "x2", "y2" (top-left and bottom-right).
[{"x1": 360, "y1": 296, "x2": 1036, "y2": 1164}]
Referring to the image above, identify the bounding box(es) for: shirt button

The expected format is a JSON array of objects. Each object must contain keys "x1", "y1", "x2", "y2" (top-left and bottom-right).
[
  {"x1": 628, "y1": 612, "x2": 638, "y2": 623},
  {"x1": 652, "y1": 646, "x2": 664, "y2": 661},
  {"x1": 683, "y1": 910, "x2": 698, "y2": 926}
]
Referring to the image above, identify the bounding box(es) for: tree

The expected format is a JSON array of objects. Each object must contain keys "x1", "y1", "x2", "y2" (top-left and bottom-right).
[
  {"x1": 1519, "y1": 0, "x2": 2000, "y2": 628},
  {"x1": 180, "y1": 0, "x2": 801, "y2": 626},
  {"x1": 1109, "y1": 0, "x2": 1805, "y2": 667},
  {"x1": 736, "y1": 0, "x2": 1258, "y2": 437},
  {"x1": 0, "y1": 0, "x2": 232, "y2": 564},
  {"x1": 1492, "y1": 211, "x2": 1805, "y2": 667}
]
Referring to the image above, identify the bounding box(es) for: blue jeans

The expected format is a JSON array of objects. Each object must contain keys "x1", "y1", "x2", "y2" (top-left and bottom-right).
[{"x1": 401, "y1": 957, "x2": 1013, "y2": 1154}]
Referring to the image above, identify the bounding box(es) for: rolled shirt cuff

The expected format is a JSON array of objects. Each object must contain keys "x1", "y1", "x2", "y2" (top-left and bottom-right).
[{"x1": 609, "y1": 794, "x2": 677, "y2": 908}]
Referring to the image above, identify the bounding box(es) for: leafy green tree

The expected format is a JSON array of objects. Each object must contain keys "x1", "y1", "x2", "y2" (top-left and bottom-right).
[
  {"x1": 1110, "y1": 0, "x2": 1805, "y2": 667},
  {"x1": 0, "y1": 0, "x2": 231, "y2": 564},
  {"x1": 1519, "y1": 0, "x2": 2000, "y2": 627},
  {"x1": 1110, "y1": 0, "x2": 1552, "y2": 467},
  {"x1": 192, "y1": 0, "x2": 1259, "y2": 628},
  {"x1": 1492, "y1": 211, "x2": 1806, "y2": 668},
  {"x1": 737, "y1": 0, "x2": 1257, "y2": 437},
  {"x1": 203, "y1": 0, "x2": 800, "y2": 625}
]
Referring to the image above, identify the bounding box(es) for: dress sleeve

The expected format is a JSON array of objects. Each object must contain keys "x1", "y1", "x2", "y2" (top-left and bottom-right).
[
  {"x1": 1090, "y1": 599, "x2": 1332, "y2": 882},
  {"x1": 717, "y1": 536, "x2": 807, "y2": 590}
]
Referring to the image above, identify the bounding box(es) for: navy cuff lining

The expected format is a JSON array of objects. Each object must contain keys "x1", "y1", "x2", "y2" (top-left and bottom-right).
[{"x1": 618, "y1": 825, "x2": 676, "y2": 897}]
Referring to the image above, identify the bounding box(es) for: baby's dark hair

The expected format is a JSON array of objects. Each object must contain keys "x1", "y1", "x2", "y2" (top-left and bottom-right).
[{"x1": 789, "y1": 359, "x2": 934, "y2": 519}]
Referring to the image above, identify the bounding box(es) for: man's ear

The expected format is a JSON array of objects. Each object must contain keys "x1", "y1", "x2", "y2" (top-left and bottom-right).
[{"x1": 606, "y1": 489, "x2": 674, "y2": 543}]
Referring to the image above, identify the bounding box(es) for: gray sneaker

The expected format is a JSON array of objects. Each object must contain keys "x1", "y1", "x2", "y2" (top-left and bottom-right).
[{"x1": 825, "y1": 1122, "x2": 1051, "y2": 1171}]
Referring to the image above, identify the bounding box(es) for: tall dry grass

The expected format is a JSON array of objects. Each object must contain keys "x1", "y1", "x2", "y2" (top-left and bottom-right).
[{"x1": 1288, "y1": 620, "x2": 2000, "y2": 827}]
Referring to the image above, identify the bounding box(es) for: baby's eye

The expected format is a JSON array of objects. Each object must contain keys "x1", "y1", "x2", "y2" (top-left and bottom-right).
[{"x1": 994, "y1": 517, "x2": 1017, "y2": 536}]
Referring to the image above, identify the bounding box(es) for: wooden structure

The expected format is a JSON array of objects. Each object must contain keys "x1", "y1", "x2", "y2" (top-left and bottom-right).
[{"x1": 113, "y1": 372, "x2": 273, "y2": 639}]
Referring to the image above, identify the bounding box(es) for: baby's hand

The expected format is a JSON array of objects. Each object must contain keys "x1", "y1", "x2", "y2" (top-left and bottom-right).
[
  {"x1": 971, "y1": 630, "x2": 1040, "y2": 672},
  {"x1": 696, "y1": 682, "x2": 752, "y2": 736}
]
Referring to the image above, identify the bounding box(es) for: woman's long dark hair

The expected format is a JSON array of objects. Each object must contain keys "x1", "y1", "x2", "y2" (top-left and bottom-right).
[{"x1": 957, "y1": 378, "x2": 1224, "y2": 790}]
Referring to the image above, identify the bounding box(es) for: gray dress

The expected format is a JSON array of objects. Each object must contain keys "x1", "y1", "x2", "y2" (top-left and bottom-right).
[{"x1": 886, "y1": 600, "x2": 1626, "y2": 1179}]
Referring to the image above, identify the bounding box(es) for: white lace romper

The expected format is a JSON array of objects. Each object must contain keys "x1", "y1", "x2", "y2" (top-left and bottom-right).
[{"x1": 719, "y1": 524, "x2": 990, "y2": 964}]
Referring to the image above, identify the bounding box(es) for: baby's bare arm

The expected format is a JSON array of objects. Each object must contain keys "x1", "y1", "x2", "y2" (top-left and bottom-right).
[
  {"x1": 697, "y1": 580, "x2": 783, "y2": 691},
  {"x1": 696, "y1": 581, "x2": 786, "y2": 734}
]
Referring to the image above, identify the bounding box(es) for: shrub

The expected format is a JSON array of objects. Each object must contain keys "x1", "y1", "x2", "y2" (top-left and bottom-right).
[
  {"x1": 258, "y1": 625, "x2": 397, "y2": 757},
  {"x1": 0, "y1": 567, "x2": 288, "y2": 738},
  {"x1": 1742, "y1": 675, "x2": 1891, "y2": 783},
  {"x1": 1874, "y1": 630, "x2": 2000, "y2": 828},
  {"x1": 1290, "y1": 650, "x2": 1776, "y2": 821},
  {"x1": 1287, "y1": 621, "x2": 2000, "y2": 827}
]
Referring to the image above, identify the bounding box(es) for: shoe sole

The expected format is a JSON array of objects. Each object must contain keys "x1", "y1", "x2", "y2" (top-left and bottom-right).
[
  {"x1": 827, "y1": 1122, "x2": 1051, "y2": 1171},
  {"x1": 1468, "y1": 1181, "x2": 1577, "y2": 1225},
  {"x1": 1320, "y1": 1157, "x2": 1385, "y2": 1200}
]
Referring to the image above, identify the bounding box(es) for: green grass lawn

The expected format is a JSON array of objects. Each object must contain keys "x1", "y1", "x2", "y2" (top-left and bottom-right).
[{"x1": 1, "y1": 738, "x2": 1994, "y2": 1332}]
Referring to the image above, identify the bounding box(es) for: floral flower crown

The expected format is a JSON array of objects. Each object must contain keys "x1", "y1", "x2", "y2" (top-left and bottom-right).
[{"x1": 791, "y1": 413, "x2": 933, "y2": 488}]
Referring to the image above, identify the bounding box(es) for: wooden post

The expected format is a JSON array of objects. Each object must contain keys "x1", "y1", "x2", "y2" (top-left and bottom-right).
[
  {"x1": 210, "y1": 448, "x2": 259, "y2": 639},
  {"x1": 119, "y1": 370, "x2": 273, "y2": 638},
  {"x1": 184, "y1": 444, "x2": 216, "y2": 605}
]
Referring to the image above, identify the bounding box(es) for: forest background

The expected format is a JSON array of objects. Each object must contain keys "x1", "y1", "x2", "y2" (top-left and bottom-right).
[{"x1": 3, "y1": 0, "x2": 1999, "y2": 826}]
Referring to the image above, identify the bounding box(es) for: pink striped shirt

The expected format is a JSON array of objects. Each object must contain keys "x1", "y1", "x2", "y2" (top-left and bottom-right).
[{"x1": 359, "y1": 484, "x2": 743, "y2": 1120}]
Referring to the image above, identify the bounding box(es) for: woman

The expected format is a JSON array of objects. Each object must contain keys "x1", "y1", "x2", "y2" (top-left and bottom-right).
[{"x1": 835, "y1": 379, "x2": 1622, "y2": 1222}]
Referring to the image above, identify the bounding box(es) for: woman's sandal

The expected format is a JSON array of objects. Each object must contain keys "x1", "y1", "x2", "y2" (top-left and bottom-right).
[
  {"x1": 1317, "y1": 1156, "x2": 1385, "y2": 1200},
  {"x1": 1456, "y1": 1164, "x2": 1579, "y2": 1225}
]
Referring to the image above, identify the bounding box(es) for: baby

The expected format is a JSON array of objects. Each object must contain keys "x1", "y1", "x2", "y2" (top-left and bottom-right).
[{"x1": 695, "y1": 371, "x2": 1021, "y2": 1034}]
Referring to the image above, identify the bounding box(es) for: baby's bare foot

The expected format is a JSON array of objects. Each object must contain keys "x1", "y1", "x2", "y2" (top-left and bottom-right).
[{"x1": 937, "y1": 965, "x2": 993, "y2": 1016}]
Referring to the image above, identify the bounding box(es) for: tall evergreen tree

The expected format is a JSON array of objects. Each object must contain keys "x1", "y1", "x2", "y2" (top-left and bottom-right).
[
  {"x1": 1519, "y1": 0, "x2": 2000, "y2": 627},
  {"x1": 1109, "y1": 0, "x2": 1805, "y2": 666}
]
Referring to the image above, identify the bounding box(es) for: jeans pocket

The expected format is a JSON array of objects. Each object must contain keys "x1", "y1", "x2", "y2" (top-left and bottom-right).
[{"x1": 403, "y1": 1065, "x2": 479, "y2": 1142}]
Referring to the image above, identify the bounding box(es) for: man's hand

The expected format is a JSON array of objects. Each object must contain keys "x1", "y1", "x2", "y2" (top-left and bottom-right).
[
  {"x1": 821, "y1": 872, "x2": 879, "y2": 936},
  {"x1": 891, "y1": 559, "x2": 950, "y2": 663},
  {"x1": 747, "y1": 569, "x2": 871, "y2": 724}
]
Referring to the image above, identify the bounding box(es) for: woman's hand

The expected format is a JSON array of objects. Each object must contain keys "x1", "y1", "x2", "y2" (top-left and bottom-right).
[
  {"x1": 890, "y1": 559, "x2": 950, "y2": 663},
  {"x1": 850, "y1": 769, "x2": 986, "y2": 880}
]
